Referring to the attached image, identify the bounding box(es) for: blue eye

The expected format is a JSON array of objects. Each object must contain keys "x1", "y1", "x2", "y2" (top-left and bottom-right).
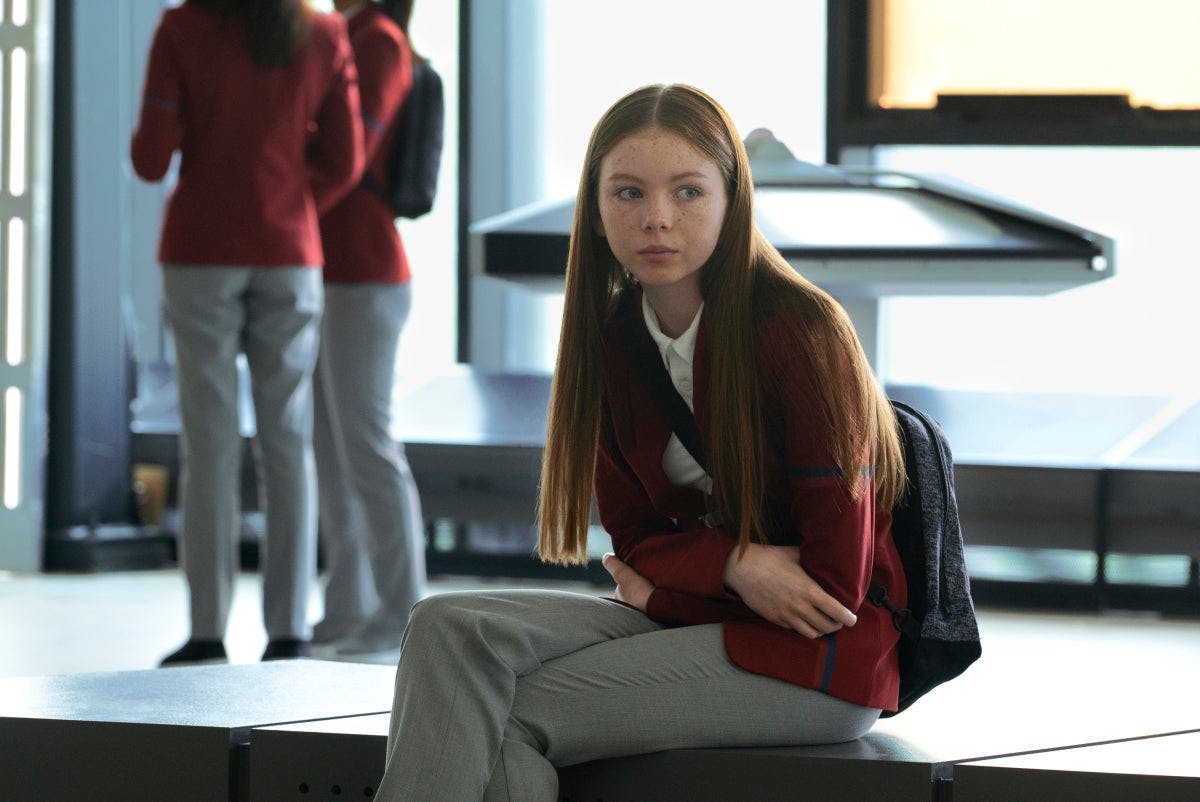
[
  {"x1": 616, "y1": 187, "x2": 642, "y2": 200},
  {"x1": 678, "y1": 186, "x2": 701, "y2": 200}
]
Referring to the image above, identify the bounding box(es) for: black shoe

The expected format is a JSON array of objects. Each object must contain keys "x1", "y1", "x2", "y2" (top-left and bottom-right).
[
  {"x1": 261, "y1": 638, "x2": 311, "y2": 661},
  {"x1": 159, "y1": 639, "x2": 227, "y2": 667}
]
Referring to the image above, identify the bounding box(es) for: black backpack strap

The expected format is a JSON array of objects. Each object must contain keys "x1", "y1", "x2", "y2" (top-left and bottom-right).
[
  {"x1": 865, "y1": 401, "x2": 918, "y2": 643},
  {"x1": 615, "y1": 293, "x2": 711, "y2": 473}
]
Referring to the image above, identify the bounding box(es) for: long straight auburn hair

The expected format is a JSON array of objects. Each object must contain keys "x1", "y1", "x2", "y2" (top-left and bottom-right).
[{"x1": 538, "y1": 84, "x2": 905, "y2": 566}]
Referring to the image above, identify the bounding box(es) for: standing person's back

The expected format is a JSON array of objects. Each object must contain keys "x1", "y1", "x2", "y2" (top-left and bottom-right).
[
  {"x1": 132, "y1": 0, "x2": 364, "y2": 666},
  {"x1": 132, "y1": 1, "x2": 361, "y2": 265}
]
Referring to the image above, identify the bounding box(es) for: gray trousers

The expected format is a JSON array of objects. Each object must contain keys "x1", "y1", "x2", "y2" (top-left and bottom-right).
[
  {"x1": 376, "y1": 590, "x2": 881, "y2": 802},
  {"x1": 162, "y1": 266, "x2": 322, "y2": 641},
  {"x1": 313, "y1": 282, "x2": 426, "y2": 637}
]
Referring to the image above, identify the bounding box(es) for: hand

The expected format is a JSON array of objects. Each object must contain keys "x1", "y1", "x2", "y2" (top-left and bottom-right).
[
  {"x1": 602, "y1": 553, "x2": 655, "y2": 612},
  {"x1": 722, "y1": 544, "x2": 856, "y2": 639}
]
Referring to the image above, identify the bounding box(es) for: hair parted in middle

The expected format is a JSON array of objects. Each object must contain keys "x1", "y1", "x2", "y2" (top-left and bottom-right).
[{"x1": 538, "y1": 83, "x2": 905, "y2": 566}]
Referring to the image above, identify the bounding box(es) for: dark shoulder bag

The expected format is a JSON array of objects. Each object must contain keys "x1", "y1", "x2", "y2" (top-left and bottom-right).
[{"x1": 363, "y1": 58, "x2": 444, "y2": 219}]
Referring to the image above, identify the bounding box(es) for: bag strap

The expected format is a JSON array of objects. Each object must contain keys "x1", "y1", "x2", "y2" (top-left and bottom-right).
[
  {"x1": 616, "y1": 293, "x2": 711, "y2": 473},
  {"x1": 619, "y1": 310, "x2": 726, "y2": 530},
  {"x1": 867, "y1": 581, "x2": 920, "y2": 641}
]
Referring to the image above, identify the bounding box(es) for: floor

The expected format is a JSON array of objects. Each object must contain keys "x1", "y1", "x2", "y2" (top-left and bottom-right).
[
  {"x1": 0, "y1": 569, "x2": 607, "y2": 676},
  {"x1": 1, "y1": 567, "x2": 1199, "y2": 751}
]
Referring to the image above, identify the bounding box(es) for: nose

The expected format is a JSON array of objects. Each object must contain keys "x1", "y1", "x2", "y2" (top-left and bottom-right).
[{"x1": 642, "y1": 194, "x2": 671, "y2": 231}]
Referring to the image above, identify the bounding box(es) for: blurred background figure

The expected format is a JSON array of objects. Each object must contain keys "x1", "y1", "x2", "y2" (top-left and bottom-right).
[
  {"x1": 311, "y1": 0, "x2": 428, "y2": 657},
  {"x1": 130, "y1": 0, "x2": 364, "y2": 666}
]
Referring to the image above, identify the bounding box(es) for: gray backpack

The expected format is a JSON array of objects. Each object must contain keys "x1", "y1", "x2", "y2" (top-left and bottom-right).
[{"x1": 869, "y1": 401, "x2": 981, "y2": 716}]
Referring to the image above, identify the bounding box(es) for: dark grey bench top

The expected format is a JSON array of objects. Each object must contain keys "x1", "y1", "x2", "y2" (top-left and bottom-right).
[
  {"x1": 245, "y1": 715, "x2": 1200, "y2": 802},
  {"x1": 953, "y1": 730, "x2": 1200, "y2": 801},
  {"x1": 245, "y1": 685, "x2": 1200, "y2": 802},
  {"x1": 0, "y1": 660, "x2": 395, "y2": 802},
  {"x1": 0, "y1": 659, "x2": 394, "y2": 728}
]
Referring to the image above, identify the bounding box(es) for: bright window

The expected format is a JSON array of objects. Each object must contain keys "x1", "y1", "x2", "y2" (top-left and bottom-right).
[
  {"x1": 871, "y1": 0, "x2": 1200, "y2": 110},
  {"x1": 514, "y1": 0, "x2": 826, "y2": 372},
  {"x1": 311, "y1": 0, "x2": 459, "y2": 376},
  {"x1": 392, "y1": 1, "x2": 459, "y2": 375},
  {"x1": 540, "y1": 0, "x2": 828, "y2": 196},
  {"x1": 878, "y1": 145, "x2": 1200, "y2": 396},
  {"x1": 535, "y1": 1, "x2": 1200, "y2": 398}
]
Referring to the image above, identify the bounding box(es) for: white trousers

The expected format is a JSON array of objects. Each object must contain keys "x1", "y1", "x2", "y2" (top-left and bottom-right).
[
  {"x1": 313, "y1": 282, "x2": 426, "y2": 637},
  {"x1": 162, "y1": 265, "x2": 322, "y2": 641}
]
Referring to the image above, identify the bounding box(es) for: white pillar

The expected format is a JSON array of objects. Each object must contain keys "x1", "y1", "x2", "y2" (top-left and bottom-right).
[
  {"x1": 467, "y1": 0, "x2": 554, "y2": 371},
  {"x1": 0, "y1": 0, "x2": 53, "y2": 570}
]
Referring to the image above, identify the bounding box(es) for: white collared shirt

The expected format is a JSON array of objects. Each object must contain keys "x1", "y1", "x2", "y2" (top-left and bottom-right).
[{"x1": 642, "y1": 294, "x2": 713, "y2": 494}]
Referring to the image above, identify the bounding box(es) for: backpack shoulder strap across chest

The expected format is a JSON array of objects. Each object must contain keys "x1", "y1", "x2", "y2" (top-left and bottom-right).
[{"x1": 614, "y1": 291, "x2": 711, "y2": 471}]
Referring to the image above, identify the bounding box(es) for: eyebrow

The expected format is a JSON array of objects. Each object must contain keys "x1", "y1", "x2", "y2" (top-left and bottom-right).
[{"x1": 604, "y1": 171, "x2": 711, "y2": 183}]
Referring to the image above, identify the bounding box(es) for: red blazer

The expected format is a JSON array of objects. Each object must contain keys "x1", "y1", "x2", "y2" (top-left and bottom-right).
[
  {"x1": 595, "y1": 292, "x2": 906, "y2": 711},
  {"x1": 131, "y1": 6, "x2": 363, "y2": 267},
  {"x1": 319, "y1": 5, "x2": 414, "y2": 285}
]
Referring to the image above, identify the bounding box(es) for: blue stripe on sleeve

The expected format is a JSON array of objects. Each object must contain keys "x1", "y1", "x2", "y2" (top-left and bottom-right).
[{"x1": 819, "y1": 633, "x2": 837, "y2": 692}]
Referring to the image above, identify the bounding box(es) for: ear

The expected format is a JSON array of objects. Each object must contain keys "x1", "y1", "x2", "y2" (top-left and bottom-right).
[{"x1": 592, "y1": 212, "x2": 606, "y2": 238}]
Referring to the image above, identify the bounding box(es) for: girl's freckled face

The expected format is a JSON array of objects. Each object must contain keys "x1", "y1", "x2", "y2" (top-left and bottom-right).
[{"x1": 595, "y1": 128, "x2": 728, "y2": 298}]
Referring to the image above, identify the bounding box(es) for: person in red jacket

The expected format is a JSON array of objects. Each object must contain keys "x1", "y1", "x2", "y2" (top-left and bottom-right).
[
  {"x1": 310, "y1": 0, "x2": 427, "y2": 657},
  {"x1": 375, "y1": 84, "x2": 908, "y2": 801},
  {"x1": 130, "y1": 0, "x2": 364, "y2": 666}
]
